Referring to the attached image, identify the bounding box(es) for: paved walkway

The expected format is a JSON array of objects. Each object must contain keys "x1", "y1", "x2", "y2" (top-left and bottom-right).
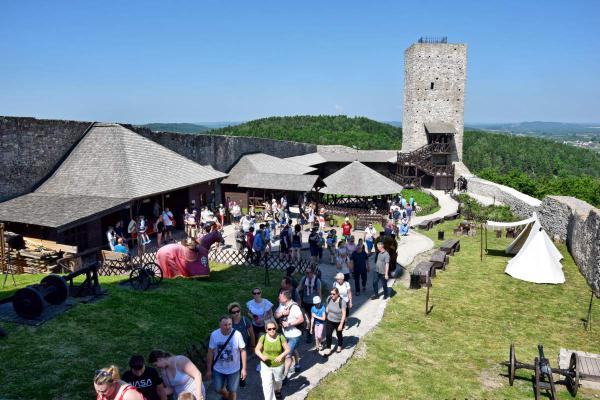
[
  {"x1": 206, "y1": 193, "x2": 457, "y2": 399},
  {"x1": 410, "y1": 189, "x2": 459, "y2": 227}
]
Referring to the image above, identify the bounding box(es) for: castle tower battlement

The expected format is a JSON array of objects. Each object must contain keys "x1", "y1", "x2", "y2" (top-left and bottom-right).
[{"x1": 402, "y1": 38, "x2": 467, "y2": 161}]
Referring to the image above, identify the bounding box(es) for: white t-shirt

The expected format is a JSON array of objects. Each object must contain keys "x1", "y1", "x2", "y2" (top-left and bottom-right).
[
  {"x1": 275, "y1": 302, "x2": 303, "y2": 338},
  {"x1": 334, "y1": 281, "x2": 351, "y2": 303},
  {"x1": 364, "y1": 227, "x2": 376, "y2": 241},
  {"x1": 209, "y1": 329, "x2": 245, "y2": 375},
  {"x1": 246, "y1": 299, "x2": 273, "y2": 327}
]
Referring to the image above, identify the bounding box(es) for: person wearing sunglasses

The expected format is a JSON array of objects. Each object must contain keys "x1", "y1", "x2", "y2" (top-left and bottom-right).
[
  {"x1": 229, "y1": 302, "x2": 256, "y2": 353},
  {"x1": 93, "y1": 365, "x2": 144, "y2": 400},
  {"x1": 322, "y1": 287, "x2": 347, "y2": 356},
  {"x1": 255, "y1": 320, "x2": 290, "y2": 400},
  {"x1": 246, "y1": 287, "x2": 274, "y2": 339}
]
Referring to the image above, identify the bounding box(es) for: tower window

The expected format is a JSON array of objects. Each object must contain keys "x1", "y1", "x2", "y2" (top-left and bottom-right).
[{"x1": 430, "y1": 82, "x2": 434, "y2": 90}]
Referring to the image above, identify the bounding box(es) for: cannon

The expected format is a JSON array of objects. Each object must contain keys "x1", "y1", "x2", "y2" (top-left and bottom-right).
[
  {"x1": 503, "y1": 343, "x2": 581, "y2": 399},
  {"x1": 0, "y1": 274, "x2": 69, "y2": 319}
]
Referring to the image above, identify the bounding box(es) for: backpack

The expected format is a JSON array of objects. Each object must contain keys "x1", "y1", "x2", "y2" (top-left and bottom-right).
[{"x1": 299, "y1": 275, "x2": 321, "y2": 296}]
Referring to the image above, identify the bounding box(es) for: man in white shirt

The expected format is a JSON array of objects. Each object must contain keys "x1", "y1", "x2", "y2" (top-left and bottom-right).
[
  {"x1": 274, "y1": 290, "x2": 304, "y2": 380},
  {"x1": 206, "y1": 316, "x2": 247, "y2": 400},
  {"x1": 162, "y1": 208, "x2": 174, "y2": 242}
]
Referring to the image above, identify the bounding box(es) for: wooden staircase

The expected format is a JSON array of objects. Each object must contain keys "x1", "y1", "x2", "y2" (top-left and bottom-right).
[{"x1": 392, "y1": 143, "x2": 455, "y2": 190}]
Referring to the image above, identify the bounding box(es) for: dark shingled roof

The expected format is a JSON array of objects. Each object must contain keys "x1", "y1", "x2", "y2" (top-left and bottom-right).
[
  {"x1": 37, "y1": 123, "x2": 227, "y2": 198},
  {"x1": 237, "y1": 173, "x2": 319, "y2": 192},
  {"x1": 424, "y1": 122, "x2": 456, "y2": 134},
  {"x1": 320, "y1": 161, "x2": 403, "y2": 196},
  {"x1": 0, "y1": 193, "x2": 129, "y2": 229},
  {"x1": 222, "y1": 153, "x2": 316, "y2": 185},
  {"x1": 286, "y1": 146, "x2": 397, "y2": 166},
  {"x1": 0, "y1": 123, "x2": 228, "y2": 229}
]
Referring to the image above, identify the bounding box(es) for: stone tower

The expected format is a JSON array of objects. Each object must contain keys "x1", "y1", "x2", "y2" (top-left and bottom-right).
[{"x1": 402, "y1": 37, "x2": 467, "y2": 161}]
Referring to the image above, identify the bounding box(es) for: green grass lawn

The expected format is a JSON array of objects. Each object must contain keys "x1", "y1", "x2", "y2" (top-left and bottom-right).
[
  {"x1": 402, "y1": 188, "x2": 440, "y2": 215},
  {"x1": 0, "y1": 263, "x2": 281, "y2": 400},
  {"x1": 308, "y1": 220, "x2": 600, "y2": 399}
]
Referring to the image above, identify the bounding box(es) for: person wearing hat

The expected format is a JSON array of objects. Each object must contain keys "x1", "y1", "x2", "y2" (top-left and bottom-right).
[
  {"x1": 341, "y1": 217, "x2": 352, "y2": 241},
  {"x1": 310, "y1": 295, "x2": 326, "y2": 351}
]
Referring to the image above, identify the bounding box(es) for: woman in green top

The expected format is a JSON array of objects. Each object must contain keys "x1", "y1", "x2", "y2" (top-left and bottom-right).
[{"x1": 255, "y1": 320, "x2": 290, "y2": 400}]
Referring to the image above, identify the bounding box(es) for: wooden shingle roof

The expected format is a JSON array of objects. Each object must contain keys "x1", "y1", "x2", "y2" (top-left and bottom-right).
[
  {"x1": 320, "y1": 161, "x2": 403, "y2": 196},
  {"x1": 222, "y1": 153, "x2": 316, "y2": 186},
  {"x1": 36, "y1": 123, "x2": 227, "y2": 199}
]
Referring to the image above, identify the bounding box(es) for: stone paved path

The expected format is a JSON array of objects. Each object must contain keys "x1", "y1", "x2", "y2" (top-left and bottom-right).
[{"x1": 206, "y1": 194, "x2": 457, "y2": 399}]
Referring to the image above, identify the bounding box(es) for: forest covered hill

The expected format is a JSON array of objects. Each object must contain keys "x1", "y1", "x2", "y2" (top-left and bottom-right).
[
  {"x1": 207, "y1": 115, "x2": 403, "y2": 150},
  {"x1": 202, "y1": 115, "x2": 600, "y2": 206}
]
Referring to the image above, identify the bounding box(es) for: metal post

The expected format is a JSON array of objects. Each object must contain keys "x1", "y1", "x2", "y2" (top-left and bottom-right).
[{"x1": 584, "y1": 291, "x2": 594, "y2": 331}]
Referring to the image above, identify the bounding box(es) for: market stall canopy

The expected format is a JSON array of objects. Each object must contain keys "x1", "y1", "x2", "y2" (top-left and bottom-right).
[{"x1": 320, "y1": 161, "x2": 403, "y2": 196}]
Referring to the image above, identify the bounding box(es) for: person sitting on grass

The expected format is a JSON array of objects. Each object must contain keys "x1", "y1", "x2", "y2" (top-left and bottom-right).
[
  {"x1": 93, "y1": 365, "x2": 144, "y2": 400},
  {"x1": 122, "y1": 355, "x2": 167, "y2": 400},
  {"x1": 148, "y1": 350, "x2": 205, "y2": 400}
]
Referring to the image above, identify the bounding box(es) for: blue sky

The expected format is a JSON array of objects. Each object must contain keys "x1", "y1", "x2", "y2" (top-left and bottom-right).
[{"x1": 1, "y1": 0, "x2": 598, "y2": 124}]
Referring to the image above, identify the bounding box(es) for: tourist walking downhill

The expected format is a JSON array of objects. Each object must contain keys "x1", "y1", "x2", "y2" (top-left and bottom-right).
[
  {"x1": 372, "y1": 241, "x2": 390, "y2": 300},
  {"x1": 254, "y1": 320, "x2": 290, "y2": 400}
]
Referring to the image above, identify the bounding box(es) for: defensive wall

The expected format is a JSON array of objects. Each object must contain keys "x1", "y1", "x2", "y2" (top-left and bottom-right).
[
  {"x1": 127, "y1": 125, "x2": 315, "y2": 173},
  {"x1": 465, "y1": 175, "x2": 600, "y2": 296},
  {"x1": 0, "y1": 117, "x2": 315, "y2": 201}
]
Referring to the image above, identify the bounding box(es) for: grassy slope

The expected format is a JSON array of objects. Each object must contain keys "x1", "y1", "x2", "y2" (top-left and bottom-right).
[
  {"x1": 309, "y1": 220, "x2": 600, "y2": 400},
  {"x1": 0, "y1": 264, "x2": 281, "y2": 400},
  {"x1": 206, "y1": 115, "x2": 403, "y2": 150}
]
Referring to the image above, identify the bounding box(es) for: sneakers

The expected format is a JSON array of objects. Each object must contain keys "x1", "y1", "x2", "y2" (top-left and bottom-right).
[
  {"x1": 370, "y1": 294, "x2": 379, "y2": 300},
  {"x1": 275, "y1": 390, "x2": 283, "y2": 399},
  {"x1": 294, "y1": 363, "x2": 301, "y2": 372}
]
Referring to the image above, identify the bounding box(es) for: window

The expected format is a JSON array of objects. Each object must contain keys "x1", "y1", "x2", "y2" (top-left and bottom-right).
[{"x1": 430, "y1": 82, "x2": 434, "y2": 90}]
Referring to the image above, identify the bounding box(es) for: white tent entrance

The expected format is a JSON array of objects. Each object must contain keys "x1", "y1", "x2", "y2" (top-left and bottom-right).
[{"x1": 483, "y1": 214, "x2": 565, "y2": 284}]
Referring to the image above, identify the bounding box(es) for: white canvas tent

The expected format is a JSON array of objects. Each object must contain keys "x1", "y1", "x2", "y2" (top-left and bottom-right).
[{"x1": 500, "y1": 215, "x2": 565, "y2": 284}]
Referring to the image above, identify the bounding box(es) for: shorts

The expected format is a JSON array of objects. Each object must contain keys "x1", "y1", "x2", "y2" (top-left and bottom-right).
[
  {"x1": 291, "y1": 242, "x2": 301, "y2": 249},
  {"x1": 212, "y1": 369, "x2": 240, "y2": 393},
  {"x1": 285, "y1": 336, "x2": 300, "y2": 357},
  {"x1": 310, "y1": 247, "x2": 319, "y2": 257},
  {"x1": 280, "y1": 243, "x2": 289, "y2": 253},
  {"x1": 166, "y1": 225, "x2": 174, "y2": 232},
  {"x1": 314, "y1": 323, "x2": 324, "y2": 341},
  {"x1": 234, "y1": 216, "x2": 241, "y2": 222}
]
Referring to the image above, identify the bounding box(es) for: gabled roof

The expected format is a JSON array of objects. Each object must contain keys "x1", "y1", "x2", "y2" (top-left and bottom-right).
[
  {"x1": 222, "y1": 153, "x2": 316, "y2": 185},
  {"x1": 285, "y1": 147, "x2": 398, "y2": 166},
  {"x1": 0, "y1": 193, "x2": 129, "y2": 229},
  {"x1": 320, "y1": 161, "x2": 403, "y2": 196},
  {"x1": 424, "y1": 122, "x2": 456, "y2": 134},
  {"x1": 36, "y1": 123, "x2": 227, "y2": 199},
  {"x1": 238, "y1": 173, "x2": 320, "y2": 192}
]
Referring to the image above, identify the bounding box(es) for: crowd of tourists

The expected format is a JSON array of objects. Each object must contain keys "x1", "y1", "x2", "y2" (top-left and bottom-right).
[{"x1": 95, "y1": 193, "x2": 419, "y2": 400}]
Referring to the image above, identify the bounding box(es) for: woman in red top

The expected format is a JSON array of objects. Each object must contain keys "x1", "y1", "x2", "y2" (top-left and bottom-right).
[
  {"x1": 94, "y1": 365, "x2": 144, "y2": 400},
  {"x1": 341, "y1": 217, "x2": 352, "y2": 241}
]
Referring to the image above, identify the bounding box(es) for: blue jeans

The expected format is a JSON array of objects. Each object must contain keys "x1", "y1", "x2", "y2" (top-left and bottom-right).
[
  {"x1": 373, "y1": 271, "x2": 389, "y2": 298},
  {"x1": 213, "y1": 369, "x2": 240, "y2": 394}
]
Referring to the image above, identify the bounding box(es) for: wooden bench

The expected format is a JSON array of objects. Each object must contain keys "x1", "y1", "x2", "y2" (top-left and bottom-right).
[
  {"x1": 417, "y1": 220, "x2": 433, "y2": 231},
  {"x1": 410, "y1": 261, "x2": 435, "y2": 289},
  {"x1": 430, "y1": 250, "x2": 449, "y2": 270},
  {"x1": 100, "y1": 250, "x2": 130, "y2": 275},
  {"x1": 430, "y1": 217, "x2": 443, "y2": 226},
  {"x1": 444, "y1": 212, "x2": 460, "y2": 221},
  {"x1": 440, "y1": 239, "x2": 460, "y2": 255}
]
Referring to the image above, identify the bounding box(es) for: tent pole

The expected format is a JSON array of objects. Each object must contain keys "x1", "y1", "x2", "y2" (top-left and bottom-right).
[
  {"x1": 585, "y1": 291, "x2": 594, "y2": 331},
  {"x1": 480, "y1": 223, "x2": 483, "y2": 261}
]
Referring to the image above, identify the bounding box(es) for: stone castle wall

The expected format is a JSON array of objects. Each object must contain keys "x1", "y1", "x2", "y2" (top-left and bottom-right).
[
  {"x1": 0, "y1": 117, "x2": 315, "y2": 201},
  {"x1": 465, "y1": 176, "x2": 541, "y2": 218},
  {"x1": 127, "y1": 126, "x2": 315, "y2": 173},
  {"x1": 402, "y1": 42, "x2": 467, "y2": 160},
  {"x1": 0, "y1": 117, "x2": 92, "y2": 201},
  {"x1": 465, "y1": 175, "x2": 600, "y2": 295}
]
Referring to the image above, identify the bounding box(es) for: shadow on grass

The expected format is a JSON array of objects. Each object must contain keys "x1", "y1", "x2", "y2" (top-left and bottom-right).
[{"x1": 485, "y1": 249, "x2": 512, "y2": 258}]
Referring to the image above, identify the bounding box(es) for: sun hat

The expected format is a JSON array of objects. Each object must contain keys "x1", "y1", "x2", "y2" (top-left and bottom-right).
[{"x1": 313, "y1": 295, "x2": 321, "y2": 304}]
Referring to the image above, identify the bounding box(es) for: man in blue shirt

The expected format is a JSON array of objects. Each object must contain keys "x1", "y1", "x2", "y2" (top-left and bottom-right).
[{"x1": 114, "y1": 238, "x2": 129, "y2": 255}]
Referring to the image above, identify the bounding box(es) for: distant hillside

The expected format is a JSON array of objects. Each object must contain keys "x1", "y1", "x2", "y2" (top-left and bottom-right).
[
  {"x1": 207, "y1": 115, "x2": 402, "y2": 150},
  {"x1": 138, "y1": 123, "x2": 210, "y2": 134},
  {"x1": 467, "y1": 121, "x2": 600, "y2": 136},
  {"x1": 464, "y1": 130, "x2": 600, "y2": 207}
]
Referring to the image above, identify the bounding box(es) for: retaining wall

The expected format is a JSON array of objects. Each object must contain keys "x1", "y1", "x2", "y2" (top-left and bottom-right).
[
  {"x1": 465, "y1": 176, "x2": 541, "y2": 218},
  {"x1": 464, "y1": 175, "x2": 599, "y2": 295}
]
